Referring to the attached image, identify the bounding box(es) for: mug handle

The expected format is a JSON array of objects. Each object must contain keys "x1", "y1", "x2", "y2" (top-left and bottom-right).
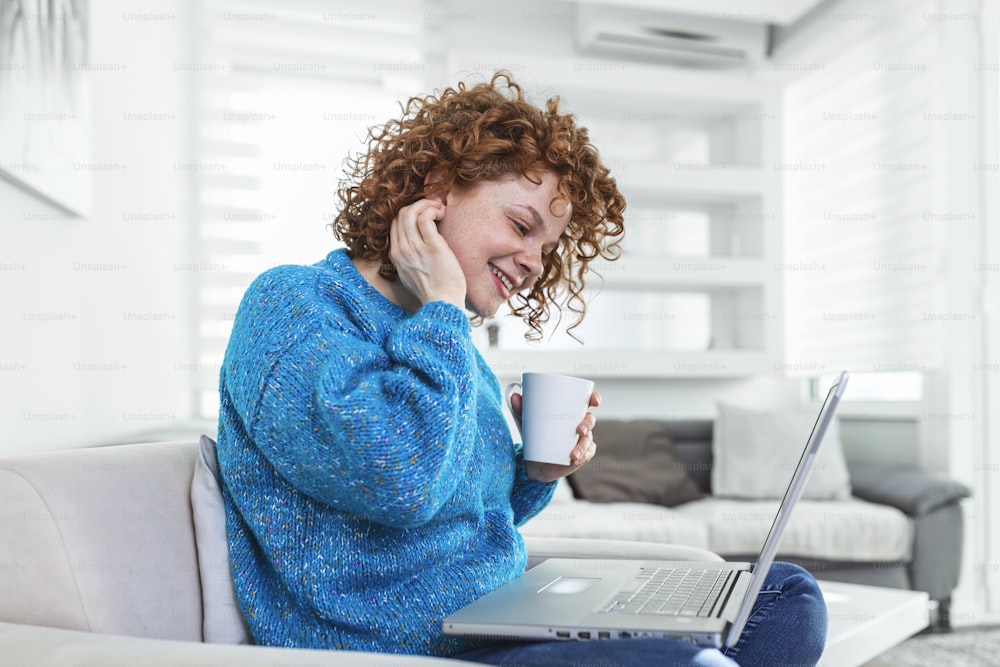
[
  {"x1": 504, "y1": 381, "x2": 522, "y2": 435},
  {"x1": 504, "y1": 381, "x2": 522, "y2": 414}
]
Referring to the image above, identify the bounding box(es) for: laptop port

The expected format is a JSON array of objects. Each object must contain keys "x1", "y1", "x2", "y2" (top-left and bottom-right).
[
  {"x1": 578, "y1": 631, "x2": 591, "y2": 640},
  {"x1": 555, "y1": 631, "x2": 571, "y2": 639},
  {"x1": 598, "y1": 632, "x2": 611, "y2": 640},
  {"x1": 619, "y1": 631, "x2": 632, "y2": 639}
]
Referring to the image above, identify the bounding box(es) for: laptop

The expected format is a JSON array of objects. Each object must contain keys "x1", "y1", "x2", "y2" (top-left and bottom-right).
[{"x1": 443, "y1": 371, "x2": 849, "y2": 649}]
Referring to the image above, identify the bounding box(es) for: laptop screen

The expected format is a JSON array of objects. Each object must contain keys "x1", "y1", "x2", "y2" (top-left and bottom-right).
[{"x1": 723, "y1": 370, "x2": 849, "y2": 646}]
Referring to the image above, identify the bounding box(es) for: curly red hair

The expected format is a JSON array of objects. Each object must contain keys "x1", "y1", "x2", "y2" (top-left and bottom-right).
[{"x1": 332, "y1": 71, "x2": 625, "y2": 341}]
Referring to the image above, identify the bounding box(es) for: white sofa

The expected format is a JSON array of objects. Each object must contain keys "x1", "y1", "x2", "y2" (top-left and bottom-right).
[
  {"x1": 0, "y1": 439, "x2": 721, "y2": 666},
  {"x1": 522, "y1": 475, "x2": 913, "y2": 564}
]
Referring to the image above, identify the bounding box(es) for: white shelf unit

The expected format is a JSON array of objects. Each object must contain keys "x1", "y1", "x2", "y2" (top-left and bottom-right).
[{"x1": 448, "y1": 51, "x2": 783, "y2": 378}]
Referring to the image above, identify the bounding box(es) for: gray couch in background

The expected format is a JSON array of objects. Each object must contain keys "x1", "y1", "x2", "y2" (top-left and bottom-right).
[{"x1": 521, "y1": 419, "x2": 971, "y2": 630}]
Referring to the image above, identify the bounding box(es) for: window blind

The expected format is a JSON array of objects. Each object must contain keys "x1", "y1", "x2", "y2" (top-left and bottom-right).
[
  {"x1": 778, "y1": 0, "x2": 945, "y2": 375},
  {"x1": 190, "y1": 0, "x2": 427, "y2": 418}
]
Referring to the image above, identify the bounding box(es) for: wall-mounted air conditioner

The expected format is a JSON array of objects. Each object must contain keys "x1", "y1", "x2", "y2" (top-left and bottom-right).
[{"x1": 575, "y1": 4, "x2": 770, "y2": 70}]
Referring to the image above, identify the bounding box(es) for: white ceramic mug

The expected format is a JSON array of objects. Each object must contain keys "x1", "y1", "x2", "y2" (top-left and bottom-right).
[{"x1": 504, "y1": 372, "x2": 595, "y2": 465}]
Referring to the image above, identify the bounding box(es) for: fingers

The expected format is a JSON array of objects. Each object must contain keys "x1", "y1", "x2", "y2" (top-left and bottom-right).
[
  {"x1": 524, "y1": 393, "x2": 601, "y2": 482},
  {"x1": 527, "y1": 436, "x2": 597, "y2": 483},
  {"x1": 390, "y1": 200, "x2": 442, "y2": 259},
  {"x1": 569, "y1": 402, "x2": 599, "y2": 465},
  {"x1": 508, "y1": 392, "x2": 523, "y2": 433},
  {"x1": 390, "y1": 200, "x2": 444, "y2": 260},
  {"x1": 388, "y1": 199, "x2": 465, "y2": 308},
  {"x1": 571, "y1": 426, "x2": 596, "y2": 465},
  {"x1": 509, "y1": 392, "x2": 523, "y2": 417},
  {"x1": 414, "y1": 206, "x2": 447, "y2": 246},
  {"x1": 573, "y1": 396, "x2": 599, "y2": 462}
]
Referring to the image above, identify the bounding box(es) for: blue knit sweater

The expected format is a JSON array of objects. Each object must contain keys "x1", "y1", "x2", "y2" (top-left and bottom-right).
[{"x1": 216, "y1": 248, "x2": 556, "y2": 656}]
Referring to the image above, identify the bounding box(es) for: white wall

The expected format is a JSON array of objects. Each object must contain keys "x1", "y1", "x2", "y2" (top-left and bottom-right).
[
  {"x1": 932, "y1": 0, "x2": 1000, "y2": 625},
  {"x1": 772, "y1": 0, "x2": 995, "y2": 622},
  {"x1": 0, "y1": 0, "x2": 193, "y2": 455},
  {"x1": 980, "y1": 0, "x2": 1000, "y2": 625}
]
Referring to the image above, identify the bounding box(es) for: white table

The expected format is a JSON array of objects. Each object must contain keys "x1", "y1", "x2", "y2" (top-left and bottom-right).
[{"x1": 818, "y1": 581, "x2": 930, "y2": 667}]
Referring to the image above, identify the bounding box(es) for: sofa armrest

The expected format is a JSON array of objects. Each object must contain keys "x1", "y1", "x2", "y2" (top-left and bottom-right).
[
  {"x1": 0, "y1": 621, "x2": 474, "y2": 666},
  {"x1": 524, "y1": 536, "x2": 723, "y2": 568},
  {"x1": 848, "y1": 464, "x2": 971, "y2": 516}
]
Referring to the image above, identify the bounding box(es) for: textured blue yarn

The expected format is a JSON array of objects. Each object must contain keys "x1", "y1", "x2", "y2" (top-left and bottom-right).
[{"x1": 216, "y1": 248, "x2": 555, "y2": 656}]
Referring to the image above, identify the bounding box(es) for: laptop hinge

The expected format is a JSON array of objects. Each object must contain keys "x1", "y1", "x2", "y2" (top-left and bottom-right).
[{"x1": 717, "y1": 569, "x2": 752, "y2": 622}]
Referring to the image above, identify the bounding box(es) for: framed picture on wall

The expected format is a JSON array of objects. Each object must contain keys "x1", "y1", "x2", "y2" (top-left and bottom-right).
[{"x1": 0, "y1": 0, "x2": 91, "y2": 217}]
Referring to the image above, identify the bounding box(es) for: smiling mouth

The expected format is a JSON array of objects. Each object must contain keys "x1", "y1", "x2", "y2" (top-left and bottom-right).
[{"x1": 489, "y1": 263, "x2": 514, "y2": 294}]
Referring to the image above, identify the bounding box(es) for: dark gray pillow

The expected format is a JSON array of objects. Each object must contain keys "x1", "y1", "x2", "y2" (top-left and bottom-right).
[{"x1": 568, "y1": 421, "x2": 705, "y2": 508}]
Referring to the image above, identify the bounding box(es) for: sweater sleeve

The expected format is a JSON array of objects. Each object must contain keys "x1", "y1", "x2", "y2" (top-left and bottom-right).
[
  {"x1": 469, "y1": 354, "x2": 556, "y2": 526},
  {"x1": 510, "y1": 452, "x2": 557, "y2": 527},
  {"x1": 222, "y1": 267, "x2": 479, "y2": 529}
]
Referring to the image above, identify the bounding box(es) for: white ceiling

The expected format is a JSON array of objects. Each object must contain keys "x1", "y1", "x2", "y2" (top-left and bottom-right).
[{"x1": 554, "y1": 0, "x2": 828, "y2": 26}]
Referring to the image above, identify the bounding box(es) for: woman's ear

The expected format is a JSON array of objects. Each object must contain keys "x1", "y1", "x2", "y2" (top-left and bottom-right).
[{"x1": 423, "y1": 168, "x2": 450, "y2": 205}]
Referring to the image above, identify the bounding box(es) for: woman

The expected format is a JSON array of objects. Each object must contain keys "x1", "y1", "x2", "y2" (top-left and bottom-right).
[{"x1": 216, "y1": 72, "x2": 827, "y2": 666}]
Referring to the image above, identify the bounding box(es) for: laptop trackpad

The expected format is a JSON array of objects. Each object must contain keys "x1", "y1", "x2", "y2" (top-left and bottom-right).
[{"x1": 539, "y1": 577, "x2": 600, "y2": 595}]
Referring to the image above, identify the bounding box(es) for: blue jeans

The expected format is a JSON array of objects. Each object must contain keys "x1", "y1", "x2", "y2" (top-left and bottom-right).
[{"x1": 452, "y1": 562, "x2": 827, "y2": 667}]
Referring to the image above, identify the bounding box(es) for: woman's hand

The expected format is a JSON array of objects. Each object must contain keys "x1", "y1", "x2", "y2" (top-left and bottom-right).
[
  {"x1": 389, "y1": 199, "x2": 466, "y2": 309},
  {"x1": 510, "y1": 391, "x2": 601, "y2": 483}
]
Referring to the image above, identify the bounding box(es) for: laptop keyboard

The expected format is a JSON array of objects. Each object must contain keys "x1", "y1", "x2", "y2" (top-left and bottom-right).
[{"x1": 599, "y1": 567, "x2": 733, "y2": 617}]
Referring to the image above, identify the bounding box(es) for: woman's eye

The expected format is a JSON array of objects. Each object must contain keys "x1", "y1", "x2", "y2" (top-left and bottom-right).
[{"x1": 512, "y1": 219, "x2": 528, "y2": 235}]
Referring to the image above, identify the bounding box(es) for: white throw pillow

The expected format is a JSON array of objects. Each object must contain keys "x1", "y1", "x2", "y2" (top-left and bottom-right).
[
  {"x1": 190, "y1": 435, "x2": 252, "y2": 644},
  {"x1": 711, "y1": 403, "x2": 852, "y2": 501}
]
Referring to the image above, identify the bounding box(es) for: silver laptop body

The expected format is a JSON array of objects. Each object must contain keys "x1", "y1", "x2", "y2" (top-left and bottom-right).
[{"x1": 443, "y1": 371, "x2": 849, "y2": 649}]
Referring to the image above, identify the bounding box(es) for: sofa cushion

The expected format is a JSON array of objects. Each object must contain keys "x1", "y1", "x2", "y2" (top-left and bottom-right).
[
  {"x1": 569, "y1": 420, "x2": 705, "y2": 507},
  {"x1": 519, "y1": 498, "x2": 710, "y2": 550},
  {"x1": 548, "y1": 478, "x2": 576, "y2": 504},
  {"x1": 672, "y1": 496, "x2": 912, "y2": 562},
  {"x1": 0, "y1": 618, "x2": 483, "y2": 666},
  {"x1": 0, "y1": 442, "x2": 204, "y2": 640},
  {"x1": 712, "y1": 403, "x2": 852, "y2": 501},
  {"x1": 191, "y1": 436, "x2": 252, "y2": 644}
]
